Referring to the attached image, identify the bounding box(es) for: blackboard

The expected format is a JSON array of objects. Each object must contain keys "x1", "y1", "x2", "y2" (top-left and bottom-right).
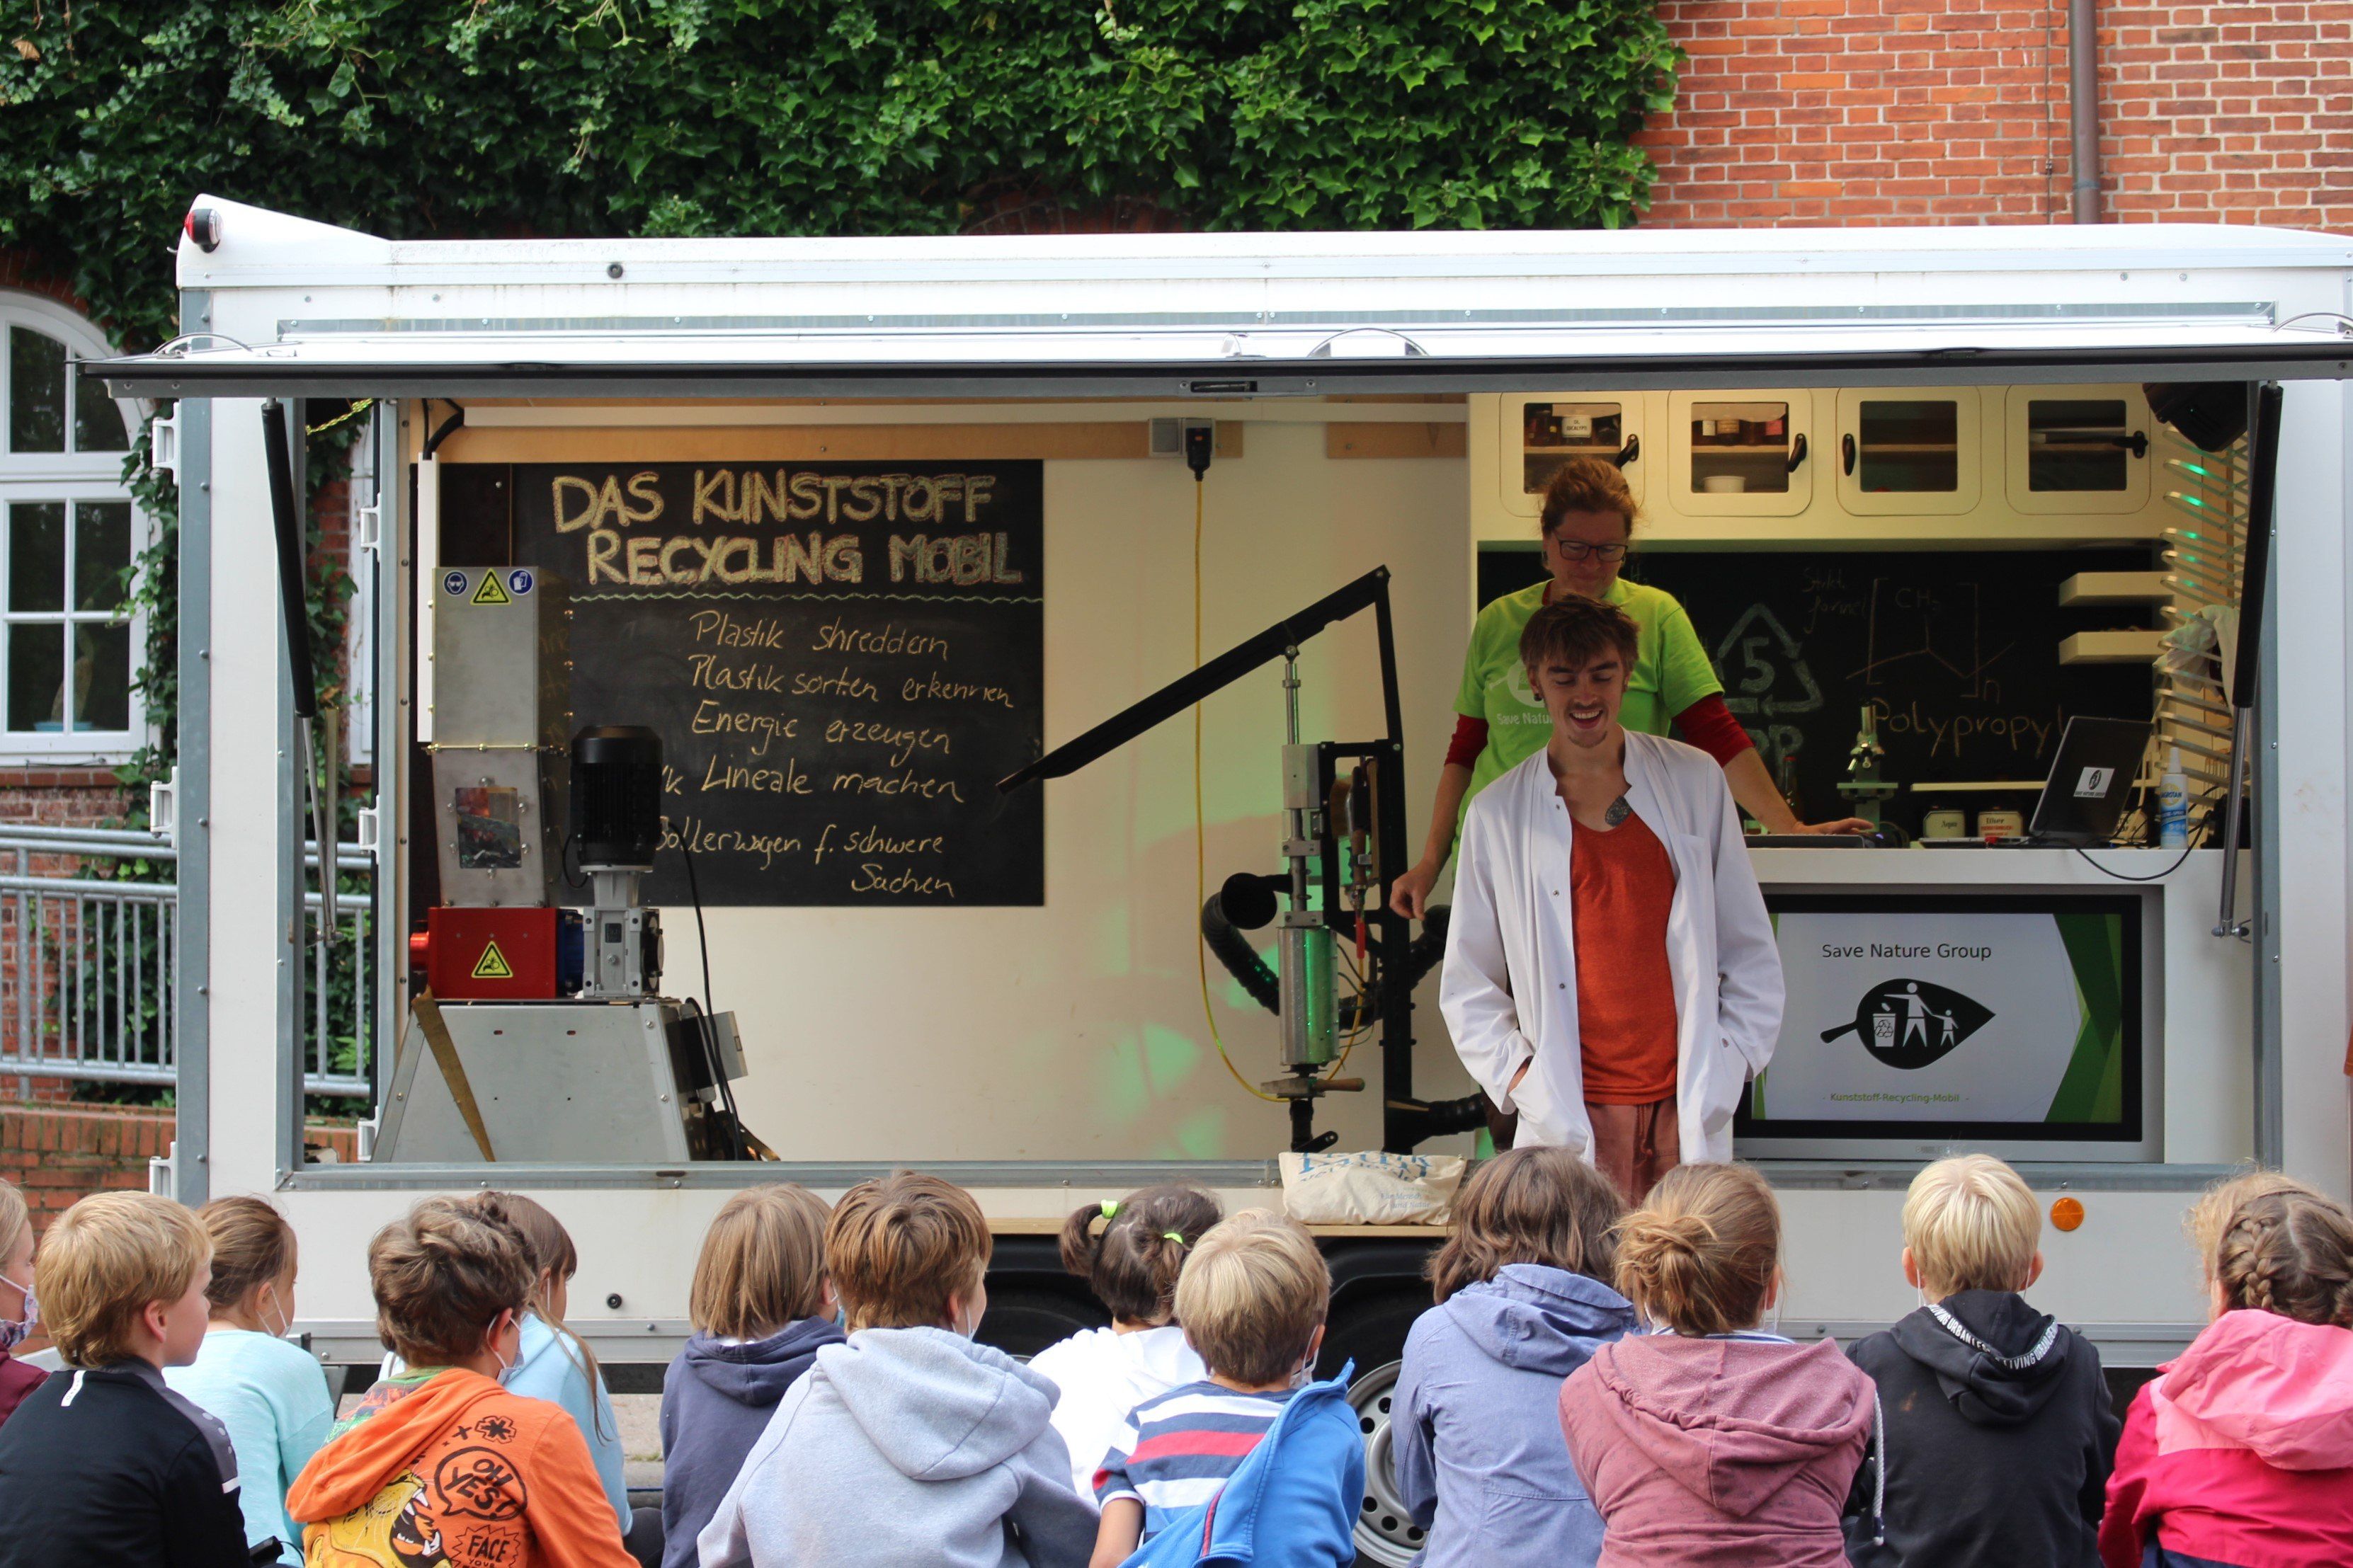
[
  {"x1": 1476, "y1": 545, "x2": 2158, "y2": 835},
  {"x1": 487, "y1": 460, "x2": 1044, "y2": 905}
]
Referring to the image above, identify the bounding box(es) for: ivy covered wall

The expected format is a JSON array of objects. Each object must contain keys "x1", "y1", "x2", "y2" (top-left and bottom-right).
[{"x1": 1, "y1": 0, "x2": 1680, "y2": 780}]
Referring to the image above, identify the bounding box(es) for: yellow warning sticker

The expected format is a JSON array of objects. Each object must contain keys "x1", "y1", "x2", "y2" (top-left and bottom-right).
[
  {"x1": 469, "y1": 573, "x2": 512, "y2": 607},
  {"x1": 471, "y1": 940, "x2": 514, "y2": 980}
]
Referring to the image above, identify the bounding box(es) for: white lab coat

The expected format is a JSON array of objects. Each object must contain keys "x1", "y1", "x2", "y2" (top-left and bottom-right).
[{"x1": 1440, "y1": 729, "x2": 1784, "y2": 1166}]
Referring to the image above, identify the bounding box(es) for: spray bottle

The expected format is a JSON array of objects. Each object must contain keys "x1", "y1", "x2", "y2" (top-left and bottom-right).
[{"x1": 2156, "y1": 744, "x2": 2190, "y2": 848}]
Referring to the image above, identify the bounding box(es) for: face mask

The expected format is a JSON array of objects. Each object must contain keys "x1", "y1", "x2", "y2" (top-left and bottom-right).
[
  {"x1": 259, "y1": 1287, "x2": 289, "y2": 1342},
  {"x1": 488, "y1": 1318, "x2": 520, "y2": 1385},
  {"x1": 0, "y1": 1275, "x2": 35, "y2": 1354}
]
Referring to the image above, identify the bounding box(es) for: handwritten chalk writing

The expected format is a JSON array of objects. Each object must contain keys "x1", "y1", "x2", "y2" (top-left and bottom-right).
[
  {"x1": 900, "y1": 672, "x2": 1015, "y2": 707},
  {"x1": 848, "y1": 864, "x2": 957, "y2": 896},
  {"x1": 668, "y1": 817, "x2": 805, "y2": 870},
  {"x1": 811, "y1": 823, "x2": 949, "y2": 863},
  {"x1": 666, "y1": 469, "x2": 1001, "y2": 528},
  {"x1": 792, "y1": 668, "x2": 880, "y2": 702},
  {"x1": 823, "y1": 719, "x2": 952, "y2": 767},
  {"x1": 812, "y1": 618, "x2": 951, "y2": 658},
  {"x1": 700, "y1": 754, "x2": 814, "y2": 795},
  {"x1": 692, "y1": 612, "x2": 793, "y2": 649},
  {"x1": 552, "y1": 472, "x2": 663, "y2": 533},
  {"x1": 688, "y1": 656, "x2": 789, "y2": 694},
  {"x1": 691, "y1": 702, "x2": 798, "y2": 757},
  {"x1": 888, "y1": 532, "x2": 1025, "y2": 586},
  {"x1": 830, "y1": 767, "x2": 967, "y2": 802},
  {"x1": 1869, "y1": 697, "x2": 2058, "y2": 760},
  {"x1": 586, "y1": 530, "x2": 865, "y2": 587}
]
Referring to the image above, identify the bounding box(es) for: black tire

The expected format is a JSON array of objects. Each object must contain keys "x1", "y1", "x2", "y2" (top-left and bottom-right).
[
  {"x1": 975, "y1": 1283, "x2": 1107, "y2": 1361},
  {"x1": 1321, "y1": 1291, "x2": 1431, "y2": 1568}
]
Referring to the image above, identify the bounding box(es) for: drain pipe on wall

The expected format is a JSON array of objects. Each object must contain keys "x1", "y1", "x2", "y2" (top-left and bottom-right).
[{"x1": 2069, "y1": 0, "x2": 2102, "y2": 221}]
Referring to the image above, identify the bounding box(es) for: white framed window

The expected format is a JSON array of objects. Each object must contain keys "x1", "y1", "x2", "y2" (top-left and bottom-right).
[{"x1": 0, "y1": 292, "x2": 147, "y2": 764}]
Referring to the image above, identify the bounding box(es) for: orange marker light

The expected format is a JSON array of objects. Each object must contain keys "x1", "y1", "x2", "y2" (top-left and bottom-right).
[{"x1": 2051, "y1": 1196, "x2": 2085, "y2": 1232}]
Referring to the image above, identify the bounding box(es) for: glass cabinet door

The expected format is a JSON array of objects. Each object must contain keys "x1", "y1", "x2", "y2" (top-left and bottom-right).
[
  {"x1": 1666, "y1": 391, "x2": 1813, "y2": 516},
  {"x1": 1833, "y1": 388, "x2": 1982, "y2": 515},
  {"x1": 1498, "y1": 396, "x2": 1641, "y2": 518},
  {"x1": 2003, "y1": 387, "x2": 2153, "y2": 515}
]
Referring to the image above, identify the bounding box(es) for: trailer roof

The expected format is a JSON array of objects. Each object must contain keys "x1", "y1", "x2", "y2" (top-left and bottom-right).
[{"x1": 94, "y1": 199, "x2": 2353, "y2": 399}]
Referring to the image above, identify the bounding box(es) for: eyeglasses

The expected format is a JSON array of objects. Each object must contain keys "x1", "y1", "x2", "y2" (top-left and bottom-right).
[{"x1": 1551, "y1": 540, "x2": 1628, "y2": 563}]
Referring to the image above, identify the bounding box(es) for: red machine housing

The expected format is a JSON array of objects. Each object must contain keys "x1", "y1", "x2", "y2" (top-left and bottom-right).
[{"x1": 412, "y1": 905, "x2": 562, "y2": 1000}]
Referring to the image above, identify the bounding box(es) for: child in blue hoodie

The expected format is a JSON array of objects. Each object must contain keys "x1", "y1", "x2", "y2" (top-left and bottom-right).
[
  {"x1": 1393, "y1": 1146, "x2": 1634, "y2": 1568},
  {"x1": 1093, "y1": 1210, "x2": 1361, "y2": 1568},
  {"x1": 659, "y1": 1184, "x2": 844, "y2": 1568}
]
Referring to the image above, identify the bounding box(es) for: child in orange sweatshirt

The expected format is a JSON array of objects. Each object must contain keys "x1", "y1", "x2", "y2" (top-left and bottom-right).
[{"x1": 287, "y1": 1196, "x2": 636, "y2": 1568}]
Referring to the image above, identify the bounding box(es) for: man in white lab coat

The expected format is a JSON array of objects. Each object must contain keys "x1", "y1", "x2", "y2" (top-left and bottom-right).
[{"x1": 1440, "y1": 596, "x2": 1784, "y2": 1198}]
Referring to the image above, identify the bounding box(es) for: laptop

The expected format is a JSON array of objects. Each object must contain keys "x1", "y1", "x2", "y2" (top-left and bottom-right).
[{"x1": 2017, "y1": 716, "x2": 2152, "y2": 847}]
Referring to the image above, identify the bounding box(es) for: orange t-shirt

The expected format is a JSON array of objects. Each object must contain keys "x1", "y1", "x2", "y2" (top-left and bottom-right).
[{"x1": 1571, "y1": 811, "x2": 1681, "y2": 1104}]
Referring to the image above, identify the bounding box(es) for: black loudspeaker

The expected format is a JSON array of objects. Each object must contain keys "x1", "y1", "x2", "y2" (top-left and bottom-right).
[{"x1": 2144, "y1": 382, "x2": 2250, "y2": 452}]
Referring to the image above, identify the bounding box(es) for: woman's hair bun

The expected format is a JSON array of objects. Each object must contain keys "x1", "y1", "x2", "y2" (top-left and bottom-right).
[{"x1": 1612, "y1": 1164, "x2": 1780, "y2": 1337}]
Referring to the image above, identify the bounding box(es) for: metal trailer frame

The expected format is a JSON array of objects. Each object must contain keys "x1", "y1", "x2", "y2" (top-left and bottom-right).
[{"x1": 96, "y1": 206, "x2": 2353, "y2": 1396}]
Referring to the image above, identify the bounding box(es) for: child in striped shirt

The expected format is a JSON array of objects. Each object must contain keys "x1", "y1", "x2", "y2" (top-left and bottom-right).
[{"x1": 1088, "y1": 1211, "x2": 1331, "y2": 1567}]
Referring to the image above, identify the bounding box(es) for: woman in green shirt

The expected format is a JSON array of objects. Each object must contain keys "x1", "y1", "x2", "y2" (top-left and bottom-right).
[{"x1": 1390, "y1": 457, "x2": 1869, "y2": 918}]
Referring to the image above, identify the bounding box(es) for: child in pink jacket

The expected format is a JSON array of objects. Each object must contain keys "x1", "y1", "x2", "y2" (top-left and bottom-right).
[
  {"x1": 2100, "y1": 1174, "x2": 2353, "y2": 1568},
  {"x1": 1559, "y1": 1162, "x2": 1876, "y2": 1568}
]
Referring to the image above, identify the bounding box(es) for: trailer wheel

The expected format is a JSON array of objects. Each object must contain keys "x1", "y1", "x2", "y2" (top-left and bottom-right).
[
  {"x1": 1322, "y1": 1293, "x2": 1428, "y2": 1568},
  {"x1": 975, "y1": 1284, "x2": 1105, "y2": 1361}
]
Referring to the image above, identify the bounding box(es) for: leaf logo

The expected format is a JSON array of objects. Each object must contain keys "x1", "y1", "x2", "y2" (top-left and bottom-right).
[{"x1": 1821, "y1": 978, "x2": 1994, "y2": 1070}]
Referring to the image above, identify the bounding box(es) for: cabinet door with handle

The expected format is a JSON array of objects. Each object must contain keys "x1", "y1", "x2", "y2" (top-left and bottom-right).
[
  {"x1": 1498, "y1": 395, "x2": 1644, "y2": 520},
  {"x1": 2003, "y1": 385, "x2": 2155, "y2": 516},
  {"x1": 1833, "y1": 388, "x2": 1984, "y2": 517},
  {"x1": 1666, "y1": 390, "x2": 1816, "y2": 517}
]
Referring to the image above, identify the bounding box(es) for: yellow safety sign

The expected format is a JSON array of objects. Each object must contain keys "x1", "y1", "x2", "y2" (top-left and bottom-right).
[
  {"x1": 471, "y1": 939, "x2": 515, "y2": 980},
  {"x1": 469, "y1": 572, "x2": 512, "y2": 607}
]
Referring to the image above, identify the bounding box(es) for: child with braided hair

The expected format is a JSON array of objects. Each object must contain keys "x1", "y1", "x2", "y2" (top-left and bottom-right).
[
  {"x1": 2101, "y1": 1172, "x2": 2353, "y2": 1567},
  {"x1": 1027, "y1": 1185, "x2": 1220, "y2": 1499}
]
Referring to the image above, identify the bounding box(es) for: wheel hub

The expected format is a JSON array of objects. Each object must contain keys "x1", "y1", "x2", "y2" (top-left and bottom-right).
[{"x1": 1348, "y1": 1359, "x2": 1425, "y2": 1566}]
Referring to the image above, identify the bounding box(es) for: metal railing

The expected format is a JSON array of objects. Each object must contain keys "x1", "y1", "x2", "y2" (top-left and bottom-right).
[{"x1": 0, "y1": 825, "x2": 374, "y2": 1099}]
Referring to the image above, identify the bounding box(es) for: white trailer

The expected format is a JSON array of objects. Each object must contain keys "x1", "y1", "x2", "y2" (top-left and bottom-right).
[{"x1": 99, "y1": 200, "x2": 2353, "y2": 1564}]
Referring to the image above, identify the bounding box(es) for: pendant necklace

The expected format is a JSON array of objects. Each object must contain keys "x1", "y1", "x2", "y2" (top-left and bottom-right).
[{"x1": 1603, "y1": 792, "x2": 1632, "y2": 827}]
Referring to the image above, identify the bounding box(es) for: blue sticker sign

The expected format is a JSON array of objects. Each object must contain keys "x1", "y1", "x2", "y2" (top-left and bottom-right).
[
  {"x1": 506, "y1": 568, "x2": 535, "y2": 597},
  {"x1": 442, "y1": 569, "x2": 469, "y2": 597}
]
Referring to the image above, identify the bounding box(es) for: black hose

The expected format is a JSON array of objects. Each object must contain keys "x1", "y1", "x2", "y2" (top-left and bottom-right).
[{"x1": 1201, "y1": 893, "x2": 1282, "y2": 1015}]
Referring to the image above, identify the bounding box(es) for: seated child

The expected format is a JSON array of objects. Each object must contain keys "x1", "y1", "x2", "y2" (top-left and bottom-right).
[
  {"x1": 460, "y1": 1193, "x2": 642, "y2": 1549},
  {"x1": 1841, "y1": 1154, "x2": 2119, "y2": 1567},
  {"x1": 2101, "y1": 1173, "x2": 2353, "y2": 1568},
  {"x1": 0, "y1": 1190, "x2": 249, "y2": 1568},
  {"x1": 285, "y1": 1195, "x2": 636, "y2": 1568},
  {"x1": 1559, "y1": 1162, "x2": 1874, "y2": 1568},
  {"x1": 697, "y1": 1172, "x2": 1096, "y2": 1568},
  {"x1": 659, "y1": 1184, "x2": 843, "y2": 1568},
  {"x1": 1393, "y1": 1146, "x2": 1633, "y2": 1568},
  {"x1": 1028, "y1": 1184, "x2": 1220, "y2": 1497},
  {"x1": 166, "y1": 1196, "x2": 338, "y2": 1567},
  {"x1": 0, "y1": 1178, "x2": 43, "y2": 1431},
  {"x1": 1092, "y1": 1209, "x2": 1362, "y2": 1568}
]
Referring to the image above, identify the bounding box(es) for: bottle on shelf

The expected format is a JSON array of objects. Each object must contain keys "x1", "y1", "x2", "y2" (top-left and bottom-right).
[{"x1": 2156, "y1": 745, "x2": 2189, "y2": 847}]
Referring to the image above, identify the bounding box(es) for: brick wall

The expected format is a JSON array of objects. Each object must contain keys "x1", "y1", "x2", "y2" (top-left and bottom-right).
[
  {"x1": 0, "y1": 1101, "x2": 358, "y2": 1223},
  {"x1": 1634, "y1": 0, "x2": 2353, "y2": 231}
]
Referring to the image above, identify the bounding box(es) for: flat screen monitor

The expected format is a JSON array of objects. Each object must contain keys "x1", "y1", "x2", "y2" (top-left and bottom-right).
[{"x1": 1734, "y1": 892, "x2": 2157, "y2": 1162}]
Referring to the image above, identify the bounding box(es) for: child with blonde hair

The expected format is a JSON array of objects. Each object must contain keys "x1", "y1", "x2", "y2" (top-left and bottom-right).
[
  {"x1": 2101, "y1": 1172, "x2": 2353, "y2": 1567},
  {"x1": 1029, "y1": 1184, "x2": 1219, "y2": 1498},
  {"x1": 0, "y1": 1179, "x2": 40, "y2": 1429},
  {"x1": 1097, "y1": 1210, "x2": 1362, "y2": 1568},
  {"x1": 1558, "y1": 1162, "x2": 1874, "y2": 1568},
  {"x1": 166, "y1": 1196, "x2": 338, "y2": 1565},
  {"x1": 658, "y1": 1184, "x2": 841, "y2": 1568},
  {"x1": 699, "y1": 1172, "x2": 1095, "y2": 1568},
  {"x1": 1394, "y1": 1146, "x2": 1633, "y2": 1568},
  {"x1": 0, "y1": 1191, "x2": 249, "y2": 1567},
  {"x1": 1841, "y1": 1154, "x2": 2117, "y2": 1567}
]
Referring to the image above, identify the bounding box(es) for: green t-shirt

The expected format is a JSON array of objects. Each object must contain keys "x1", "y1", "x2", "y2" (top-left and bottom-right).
[{"x1": 1453, "y1": 577, "x2": 1724, "y2": 809}]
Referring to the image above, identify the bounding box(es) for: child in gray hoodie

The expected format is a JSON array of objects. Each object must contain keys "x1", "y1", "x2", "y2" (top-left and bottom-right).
[
  {"x1": 697, "y1": 1174, "x2": 1095, "y2": 1568},
  {"x1": 1394, "y1": 1147, "x2": 1635, "y2": 1568}
]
